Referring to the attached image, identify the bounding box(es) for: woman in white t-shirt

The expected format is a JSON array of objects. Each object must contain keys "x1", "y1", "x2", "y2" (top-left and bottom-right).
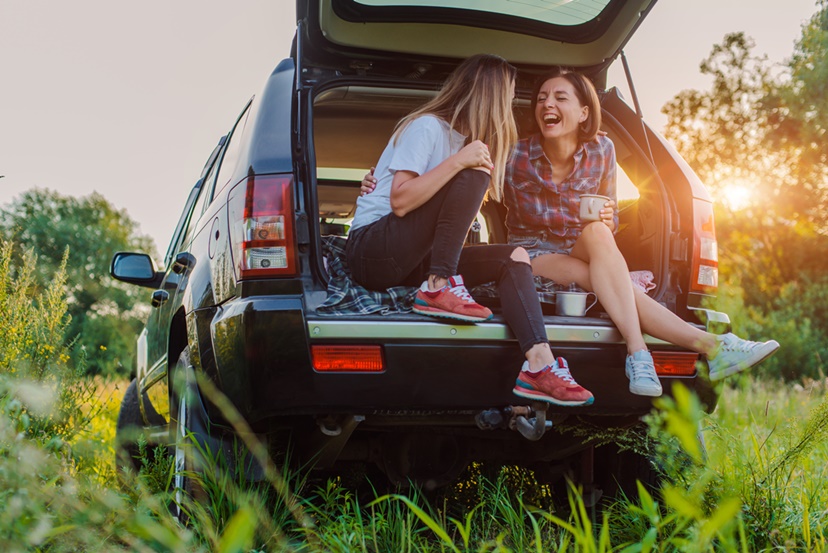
[{"x1": 347, "y1": 54, "x2": 594, "y2": 406}]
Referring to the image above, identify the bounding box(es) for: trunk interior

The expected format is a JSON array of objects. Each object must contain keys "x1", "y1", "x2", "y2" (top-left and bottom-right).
[{"x1": 308, "y1": 80, "x2": 670, "y2": 316}]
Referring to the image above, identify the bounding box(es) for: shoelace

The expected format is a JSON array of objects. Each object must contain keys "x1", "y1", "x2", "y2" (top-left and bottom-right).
[
  {"x1": 628, "y1": 359, "x2": 658, "y2": 381},
  {"x1": 548, "y1": 360, "x2": 576, "y2": 384},
  {"x1": 448, "y1": 284, "x2": 475, "y2": 303},
  {"x1": 721, "y1": 336, "x2": 758, "y2": 353}
]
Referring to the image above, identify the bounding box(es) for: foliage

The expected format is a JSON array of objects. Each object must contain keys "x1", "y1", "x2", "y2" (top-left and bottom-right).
[
  {"x1": 663, "y1": 33, "x2": 782, "y2": 210},
  {"x1": 663, "y1": 24, "x2": 827, "y2": 229},
  {"x1": 706, "y1": 379, "x2": 828, "y2": 551},
  {"x1": 0, "y1": 239, "x2": 179, "y2": 550},
  {"x1": 773, "y1": 0, "x2": 828, "y2": 204},
  {"x1": 3, "y1": 247, "x2": 828, "y2": 551},
  {"x1": 0, "y1": 240, "x2": 96, "y2": 446},
  {"x1": 0, "y1": 189, "x2": 156, "y2": 376},
  {"x1": 4, "y1": 227, "x2": 828, "y2": 551},
  {"x1": 662, "y1": 2, "x2": 828, "y2": 381}
]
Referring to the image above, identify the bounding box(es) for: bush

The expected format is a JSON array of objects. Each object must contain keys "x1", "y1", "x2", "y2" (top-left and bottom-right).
[
  {"x1": 0, "y1": 240, "x2": 192, "y2": 551},
  {"x1": 0, "y1": 240, "x2": 96, "y2": 445},
  {"x1": 711, "y1": 275, "x2": 828, "y2": 382}
]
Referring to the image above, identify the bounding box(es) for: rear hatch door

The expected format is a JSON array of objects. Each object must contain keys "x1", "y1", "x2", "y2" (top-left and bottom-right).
[{"x1": 297, "y1": 0, "x2": 658, "y2": 78}]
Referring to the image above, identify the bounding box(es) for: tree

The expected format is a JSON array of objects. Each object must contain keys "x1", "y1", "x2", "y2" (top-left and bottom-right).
[
  {"x1": 778, "y1": 0, "x2": 828, "y2": 171},
  {"x1": 663, "y1": 30, "x2": 828, "y2": 303},
  {"x1": 664, "y1": 34, "x2": 805, "y2": 220},
  {"x1": 0, "y1": 189, "x2": 156, "y2": 376},
  {"x1": 661, "y1": 3, "x2": 828, "y2": 380}
]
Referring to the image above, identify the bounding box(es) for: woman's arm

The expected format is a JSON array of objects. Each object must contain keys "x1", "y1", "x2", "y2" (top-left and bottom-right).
[{"x1": 390, "y1": 140, "x2": 493, "y2": 217}]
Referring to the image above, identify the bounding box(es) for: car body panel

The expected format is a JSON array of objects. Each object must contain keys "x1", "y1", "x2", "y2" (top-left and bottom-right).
[
  {"x1": 245, "y1": 61, "x2": 296, "y2": 178},
  {"x1": 209, "y1": 296, "x2": 311, "y2": 424}
]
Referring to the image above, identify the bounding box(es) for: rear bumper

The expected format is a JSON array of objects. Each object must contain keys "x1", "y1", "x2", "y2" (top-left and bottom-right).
[
  {"x1": 204, "y1": 297, "x2": 720, "y2": 425},
  {"x1": 307, "y1": 317, "x2": 704, "y2": 414}
]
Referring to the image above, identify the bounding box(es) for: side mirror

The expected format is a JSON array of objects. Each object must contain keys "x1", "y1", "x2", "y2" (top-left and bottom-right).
[{"x1": 111, "y1": 252, "x2": 164, "y2": 288}]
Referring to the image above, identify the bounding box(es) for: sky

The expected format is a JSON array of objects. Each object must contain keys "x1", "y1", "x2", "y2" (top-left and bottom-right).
[{"x1": 0, "y1": 0, "x2": 820, "y2": 253}]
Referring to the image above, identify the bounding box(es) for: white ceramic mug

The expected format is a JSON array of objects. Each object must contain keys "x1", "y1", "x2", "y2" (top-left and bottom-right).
[
  {"x1": 555, "y1": 291, "x2": 598, "y2": 317},
  {"x1": 579, "y1": 194, "x2": 611, "y2": 223}
]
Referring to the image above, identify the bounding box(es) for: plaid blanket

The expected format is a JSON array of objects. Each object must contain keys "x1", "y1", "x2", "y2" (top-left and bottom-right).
[
  {"x1": 317, "y1": 236, "x2": 416, "y2": 316},
  {"x1": 318, "y1": 236, "x2": 656, "y2": 317},
  {"x1": 317, "y1": 235, "x2": 579, "y2": 316}
]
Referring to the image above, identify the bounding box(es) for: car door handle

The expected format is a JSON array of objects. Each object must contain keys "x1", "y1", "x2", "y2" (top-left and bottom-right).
[
  {"x1": 151, "y1": 289, "x2": 169, "y2": 308},
  {"x1": 172, "y1": 252, "x2": 196, "y2": 275}
]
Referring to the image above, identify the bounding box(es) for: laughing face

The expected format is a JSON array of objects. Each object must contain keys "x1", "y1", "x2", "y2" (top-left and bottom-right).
[{"x1": 534, "y1": 76, "x2": 589, "y2": 143}]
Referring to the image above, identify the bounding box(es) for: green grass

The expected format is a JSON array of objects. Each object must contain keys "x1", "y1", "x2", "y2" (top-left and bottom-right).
[
  {"x1": 4, "y1": 237, "x2": 828, "y2": 551},
  {"x1": 4, "y1": 376, "x2": 826, "y2": 552}
]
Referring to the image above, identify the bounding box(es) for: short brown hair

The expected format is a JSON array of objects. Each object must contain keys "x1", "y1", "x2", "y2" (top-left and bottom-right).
[{"x1": 532, "y1": 68, "x2": 601, "y2": 143}]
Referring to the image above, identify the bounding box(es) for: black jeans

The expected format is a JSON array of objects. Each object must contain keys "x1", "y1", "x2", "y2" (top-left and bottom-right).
[{"x1": 346, "y1": 169, "x2": 548, "y2": 354}]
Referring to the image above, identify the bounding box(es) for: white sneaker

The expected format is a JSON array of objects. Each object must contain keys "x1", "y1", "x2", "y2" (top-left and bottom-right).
[
  {"x1": 625, "y1": 350, "x2": 662, "y2": 397},
  {"x1": 707, "y1": 333, "x2": 780, "y2": 381}
]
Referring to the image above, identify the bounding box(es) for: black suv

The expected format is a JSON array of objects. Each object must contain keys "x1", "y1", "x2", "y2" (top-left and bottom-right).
[{"x1": 113, "y1": 0, "x2": 728, "y2": 503}]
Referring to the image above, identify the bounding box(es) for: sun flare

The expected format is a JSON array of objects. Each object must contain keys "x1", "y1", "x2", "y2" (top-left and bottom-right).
[{"x1": 718, "y1": 180, "x2": 754, "y2": 211}]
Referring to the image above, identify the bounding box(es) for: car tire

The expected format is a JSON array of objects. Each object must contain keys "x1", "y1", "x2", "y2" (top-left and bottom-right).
[
  {"x1": 170, "y1": 347, "x2": 207, "y2": 524},
  {"x1": 115, "y1": 379, "x2": 144, "y2": 477}
]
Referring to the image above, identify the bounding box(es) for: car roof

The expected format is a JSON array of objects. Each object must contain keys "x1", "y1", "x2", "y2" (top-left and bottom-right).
[{"x1": 298, "y1": 0, "x2": 657, "y2": 78}]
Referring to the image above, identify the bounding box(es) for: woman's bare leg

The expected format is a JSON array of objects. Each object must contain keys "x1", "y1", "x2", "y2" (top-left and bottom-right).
[
  {"x1": 531, "y1": 243, "x2": 719, "y2": 357},
  {"x1": 568, "y1": 223, "x2": 646, "y2": 354},
  {"x1": 634, "y1": 288, "x2": 718, "y2": 356}
]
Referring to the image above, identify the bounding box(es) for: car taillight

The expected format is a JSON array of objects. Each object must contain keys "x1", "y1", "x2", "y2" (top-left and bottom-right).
[
  {"x1": 311, "y1": 345, "x2": 385, "y2": 372},
  {"x1": 653, "y1": 351, "x2": 699, "y2": 376},
  {"x1": 690, "y1": 199, "x2": 718, "y2": 293},
  {"x1": 228, "y1": 174, "x2": 297, "y2": 279}
]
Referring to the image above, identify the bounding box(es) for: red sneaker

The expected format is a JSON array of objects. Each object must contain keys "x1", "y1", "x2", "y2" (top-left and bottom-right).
[
  {"x1": 513, "y1": 357, "x2": 594, "y2": 406},
  {"x1": 412, "y1": 275, "x2": 492, "y2": 322}
]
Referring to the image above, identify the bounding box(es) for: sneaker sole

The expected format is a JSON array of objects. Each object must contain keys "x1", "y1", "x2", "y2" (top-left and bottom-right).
[
  {"x1": 708, "y1": 340, "x2": 780, "y2": 381},
  {"x1": 629, "y1": 383, "x2": 663, "y2": 397},
  {"x1": 512, "y1": 386, "x2": 594, "y2": 406},
  {"x1": 412, "y1": 305, "x2": 492, "y2": 323}
]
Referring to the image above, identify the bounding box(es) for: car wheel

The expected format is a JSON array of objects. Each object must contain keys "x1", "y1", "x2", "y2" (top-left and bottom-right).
[
  {"x1": 115, "y1": 379, "x2": 144, "y2": 477},
  {"x1": 170, "y1": 347, "x2": 206, "y2": 524}
]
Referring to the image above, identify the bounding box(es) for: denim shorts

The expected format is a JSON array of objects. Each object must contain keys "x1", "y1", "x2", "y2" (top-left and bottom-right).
[{"x1": 510, "y1": 233, "x2": 578, "y2": 260}]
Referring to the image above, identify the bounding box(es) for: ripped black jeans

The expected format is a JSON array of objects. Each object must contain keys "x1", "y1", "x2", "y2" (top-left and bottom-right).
[{"x1": 345, "y1": 169, "x2": 548, "y2": 353}]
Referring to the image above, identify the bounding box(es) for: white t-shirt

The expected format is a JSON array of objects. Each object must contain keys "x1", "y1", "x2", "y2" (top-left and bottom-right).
[{"x1": 350, "y1": 115, "x2": 466, "y2": 231}]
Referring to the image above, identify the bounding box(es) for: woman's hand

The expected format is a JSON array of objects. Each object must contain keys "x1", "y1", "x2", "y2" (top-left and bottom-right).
[
  {"x1": 360, "y1": 167, "x2": 376, "y2": 196},
  {"x1": 600, "y1": 199, "x2": 616, "y2": 230},
  {"x1": 455, "y1": 140, "x2": 493, "y2": 174}
]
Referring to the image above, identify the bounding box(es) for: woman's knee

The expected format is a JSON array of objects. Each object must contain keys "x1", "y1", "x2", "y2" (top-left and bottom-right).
[
  {"x1": 510, "y1": 246, "x2": 531, "y2": 265},
  {"x1": 581, "y1": 222, "x2": 617, "y2": 251}
]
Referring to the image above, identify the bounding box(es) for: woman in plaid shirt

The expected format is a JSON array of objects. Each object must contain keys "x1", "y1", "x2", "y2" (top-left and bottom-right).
[{"x1": 503, "y1": 68, "x2": 778, "y2": 396}]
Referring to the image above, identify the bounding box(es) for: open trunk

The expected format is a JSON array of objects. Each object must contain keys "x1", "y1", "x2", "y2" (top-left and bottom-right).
[{"x1": 307, "y1": 81, "x2": 672, "y2": 313}]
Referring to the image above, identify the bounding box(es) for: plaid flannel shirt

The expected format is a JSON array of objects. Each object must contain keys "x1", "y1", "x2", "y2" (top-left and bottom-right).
[{"x1": 504, "y1": 134, "x2": 618, "y2": 240}]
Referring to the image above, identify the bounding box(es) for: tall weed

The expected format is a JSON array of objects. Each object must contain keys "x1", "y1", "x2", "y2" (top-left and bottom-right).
[
  {"x1": 0, "y1": 240, "x2": 191, "y2": 551},
  {"x1": 4, "y1": 235, "x2": 828, "y2": 551}
]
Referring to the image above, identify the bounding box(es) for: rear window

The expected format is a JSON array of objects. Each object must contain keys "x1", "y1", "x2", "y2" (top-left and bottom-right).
[{"x1": 351, "y1": 0, "x2": 614, "y2": 26}]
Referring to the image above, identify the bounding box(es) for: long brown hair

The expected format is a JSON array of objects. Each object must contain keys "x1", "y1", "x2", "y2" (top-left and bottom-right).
[
  {"x1": 532, "y1": 67, "x2": 601, "y2": 143},
  {"x1": 394, "y1": 54, "x2": 518, "y2": 202}
]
